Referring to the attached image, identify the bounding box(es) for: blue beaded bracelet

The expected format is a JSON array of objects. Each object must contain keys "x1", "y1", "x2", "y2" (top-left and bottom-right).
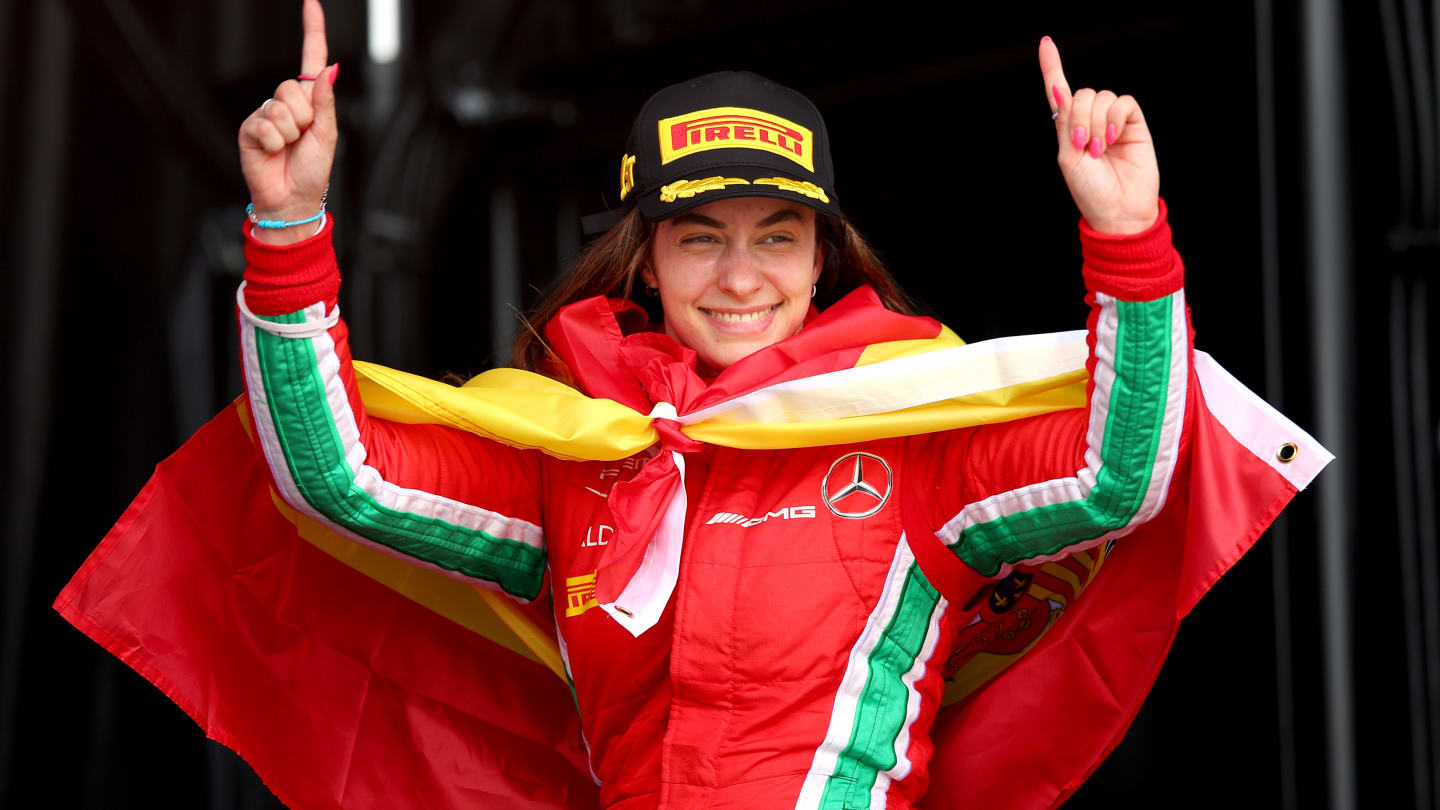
[
  {"x1": 246, "y1": 186, "x2": 329, "y2": 229},
  {"x1": 246, "y1": 203, "x2": 325, "y2": 228}
]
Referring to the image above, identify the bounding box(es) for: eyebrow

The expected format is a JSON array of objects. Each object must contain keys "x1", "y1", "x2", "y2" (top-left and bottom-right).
[
  {"x1": 669, "y1": 208, "x2": 803, "y2": 229},
  {"x1": 756, "y1": 208, "x2": 802, "y2": 227},
  {"x1": 670, "y1": 212, "x2": 725, "y2": 228}
]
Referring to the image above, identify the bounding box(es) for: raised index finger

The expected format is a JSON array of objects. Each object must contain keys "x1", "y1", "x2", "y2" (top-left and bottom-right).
[
  {"x1": 300, "y1": 0, "x2": 328, "y2": 79},
  {"x1": 1039, "y1": 36, "x2": 1070, "y2": 112}
]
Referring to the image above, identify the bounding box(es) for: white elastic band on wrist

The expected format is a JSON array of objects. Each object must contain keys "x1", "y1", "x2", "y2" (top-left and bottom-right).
[{"x1": 236, "y1": 281, "x2": 340, "y2": 339}]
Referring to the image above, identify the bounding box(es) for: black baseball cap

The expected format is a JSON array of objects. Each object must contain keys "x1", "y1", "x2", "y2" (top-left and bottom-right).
[{"x1": 610, "y1": 71, "x2": 842, "y2": 223}]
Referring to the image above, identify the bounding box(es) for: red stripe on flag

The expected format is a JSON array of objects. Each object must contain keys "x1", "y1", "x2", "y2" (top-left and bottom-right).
[{"x1": 54, "y1": 403, "x2": 598, "y2": 810}]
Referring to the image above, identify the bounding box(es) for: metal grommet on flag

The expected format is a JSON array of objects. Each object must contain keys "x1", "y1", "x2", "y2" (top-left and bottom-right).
[{"x1": 1276, "y1": 442, "x2": 1299, "y2": 463}]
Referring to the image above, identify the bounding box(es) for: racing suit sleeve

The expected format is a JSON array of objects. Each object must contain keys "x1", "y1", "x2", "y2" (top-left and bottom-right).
[
  {"x1": 918, "y1": 198, "x2": 1190, "y2": 579},
  {"x1": 237, "y1": 216, "x2": 547, "y2": 602}
]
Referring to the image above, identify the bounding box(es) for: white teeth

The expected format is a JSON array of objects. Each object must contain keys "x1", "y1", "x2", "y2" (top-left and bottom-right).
[{"x1": 705, "y1": 305, "x2": 778, "y2": 324}]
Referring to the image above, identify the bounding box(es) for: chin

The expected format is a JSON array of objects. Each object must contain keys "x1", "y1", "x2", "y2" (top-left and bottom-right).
[
  {"x1": 696, "y1": 334, "x2": 783, "y2": 370},
  {"x1": 696, "y1": 346, "x2": 752, "y2": 371}
]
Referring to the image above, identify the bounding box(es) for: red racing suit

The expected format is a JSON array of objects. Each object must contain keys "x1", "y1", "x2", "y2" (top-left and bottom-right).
[{"x1": 237, "y1": 202, "x2": 1190, "y2": 810}]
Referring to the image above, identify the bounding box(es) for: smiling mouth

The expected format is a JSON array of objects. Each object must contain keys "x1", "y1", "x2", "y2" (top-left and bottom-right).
[{"x1": 701, "y1": 303, "x2": 781, "y2": 325}]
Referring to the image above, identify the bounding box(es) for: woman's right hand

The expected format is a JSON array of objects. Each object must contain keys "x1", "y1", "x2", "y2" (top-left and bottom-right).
[{"x1": 239, "y1": 0, "x2": 338, "y2": 245}]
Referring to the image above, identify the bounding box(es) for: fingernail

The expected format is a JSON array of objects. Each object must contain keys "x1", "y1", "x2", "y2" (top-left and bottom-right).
[
  {"x1": 1052, "y1": 85, "x2": 1064, "y2": 109},
  {"x1": 1105, "y1": 123, "x2": 1117, "y2": 145},
  {"x1": 1041, "y1": 35, "x2": 1052, "y2": 43},
  {"x1": 329, "y1": 62, "x2": 339, "y2": 85},
  {"x1": 1089, "y1": 136, "x2": 1103, "y2": 157},
  {"x1": 1072, "y1": 127, "x2": 1087, "y2": 150}
]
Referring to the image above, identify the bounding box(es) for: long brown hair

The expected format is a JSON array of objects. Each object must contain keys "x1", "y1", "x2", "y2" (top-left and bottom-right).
[{"x1": 511, "y1": 207, "x2": 918, "y2": 376}]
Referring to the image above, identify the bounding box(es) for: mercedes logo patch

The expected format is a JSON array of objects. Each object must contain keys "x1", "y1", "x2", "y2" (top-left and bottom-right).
[{"x1": 821, "y1": 452, "x2": 893, "y2": 519}]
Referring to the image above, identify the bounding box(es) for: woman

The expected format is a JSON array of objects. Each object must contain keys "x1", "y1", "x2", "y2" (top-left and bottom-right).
[{"x1": 236, "y1": 2, "x2": 1183, "y2": 808}]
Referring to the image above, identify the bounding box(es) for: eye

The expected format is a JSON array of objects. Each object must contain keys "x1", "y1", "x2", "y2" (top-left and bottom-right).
[
  {"x1": 760, "y1": 232, "x2": 795, "y2": 244},
  {"x1": 681, "y1": 233, "x2": 720, "y2": 245}
]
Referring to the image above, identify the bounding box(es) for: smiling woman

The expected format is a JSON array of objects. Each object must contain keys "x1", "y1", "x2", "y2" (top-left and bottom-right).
[
  {"x1": 55, "y1": 2, "x2": 1330, "y2": 808},
  {"x1": 644, "y1": 199, "x2": 823, "y2": 370}
]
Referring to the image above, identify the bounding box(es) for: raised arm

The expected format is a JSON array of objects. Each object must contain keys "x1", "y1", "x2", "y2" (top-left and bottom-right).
[
  {"x1": 930, "y1": 209, "x2": 1187, "y2": 578},
  {"x1": 915, "y1": 39, "x2": 1188, "y2": 579},
  {"x1": 236, "y1": 0, "x2": 547, "y2": 602}
]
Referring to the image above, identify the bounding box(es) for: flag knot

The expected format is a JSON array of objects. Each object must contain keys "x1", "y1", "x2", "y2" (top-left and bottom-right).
[{"x1": 647, "y1": 401, "x2": 702, "y2": 454}]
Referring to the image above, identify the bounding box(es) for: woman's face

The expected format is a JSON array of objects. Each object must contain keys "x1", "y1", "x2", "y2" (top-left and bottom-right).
[{"x1": 643, "y1": 196, "x2": 824, "y2": 371}]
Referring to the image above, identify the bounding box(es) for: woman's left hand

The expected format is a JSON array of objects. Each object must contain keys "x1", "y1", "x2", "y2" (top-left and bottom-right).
[{"x1": 1040, "y1": 37, "x2": 1160, "y2": 234}]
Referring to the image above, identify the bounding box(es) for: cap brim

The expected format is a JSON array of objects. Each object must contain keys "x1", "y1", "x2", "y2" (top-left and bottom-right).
[{"x1": 633, "y1": 167, "x2": 841, "y2": 222}]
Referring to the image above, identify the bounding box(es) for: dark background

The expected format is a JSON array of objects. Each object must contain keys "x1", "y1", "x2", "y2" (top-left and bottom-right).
[{"x1": 3, "y1": 0, "x2": 1437, "y2": 807}]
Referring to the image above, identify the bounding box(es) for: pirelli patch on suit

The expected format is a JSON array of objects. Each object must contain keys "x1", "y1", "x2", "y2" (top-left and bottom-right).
[
  {"x1": 565, "y1": 571, "x2": 599, "y2": 618},
  {"x1": 657, "y1": 106, "x2": 815, "y2": 172}
]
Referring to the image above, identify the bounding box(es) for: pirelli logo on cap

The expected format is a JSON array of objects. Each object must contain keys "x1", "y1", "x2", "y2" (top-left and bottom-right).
[
  {"x1": 564, "y1": 571, "x2": 598, "y2": 618},
  {"x1": 658, "y1": 106, "x2": 814, "y2": 172}
]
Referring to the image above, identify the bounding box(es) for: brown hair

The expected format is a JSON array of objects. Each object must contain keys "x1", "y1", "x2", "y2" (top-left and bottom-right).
[{"x1": 511, "y1": 208, "x2": 918, "y2": 377}]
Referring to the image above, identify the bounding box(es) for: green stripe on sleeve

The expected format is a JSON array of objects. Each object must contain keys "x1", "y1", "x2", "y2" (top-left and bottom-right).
[
  {"x1": 956, "y1": 295, "x2": 1175, "y2": 577},
  {"x1": 253, "y1": 312, "x2": 546, "y2": 600}
]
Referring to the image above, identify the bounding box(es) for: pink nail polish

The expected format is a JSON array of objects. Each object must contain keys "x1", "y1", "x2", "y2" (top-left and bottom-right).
[
  {"x1": 1106, "y1": 123, "x2": 1117, "y2": 145},
  {"x1": 1052, "y1": 85, "x2": 1064, "y2": 109},
  {"x1": 1072, "y1": 127, "x2": 1087, "y2": 150},
  {"x1": 1041, "y1": 35, "x2": 1052, "y2": 43},
  {"x1": 329, "y1": 62, "x2": 339, "y2": 85},
  {"x1": 1089, "y1": 136, "x2": 1103, "y2": 157}
]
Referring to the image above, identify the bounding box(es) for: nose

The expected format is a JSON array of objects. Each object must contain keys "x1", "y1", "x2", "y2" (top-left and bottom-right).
[{"x1": 716, "y1": 244, "x2": 764, "y2": 298}]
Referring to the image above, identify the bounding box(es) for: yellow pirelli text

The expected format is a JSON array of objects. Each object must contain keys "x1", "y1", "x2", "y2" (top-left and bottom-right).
[{"x1": 657, "y1": 106, "x2": 815, "y2": 172}]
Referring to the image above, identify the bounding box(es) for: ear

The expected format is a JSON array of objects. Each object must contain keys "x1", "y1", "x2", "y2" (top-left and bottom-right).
[
  {"x1": 640, "y1": 263, "x2": 657, "y2": 289},
  {"x1": 810, "y1": 239, "x2": 826, "y2": 284}
]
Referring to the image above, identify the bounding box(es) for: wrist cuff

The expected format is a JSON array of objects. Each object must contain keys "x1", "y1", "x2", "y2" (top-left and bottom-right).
[
  {"x1": 1079, "y1": 198, "x2": 1183, "y2": 300},
  {"x1": 242, "y1": 214, "x2": 340, "y2": 316}
]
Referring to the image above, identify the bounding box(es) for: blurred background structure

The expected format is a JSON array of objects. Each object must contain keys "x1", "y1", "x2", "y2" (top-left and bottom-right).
[{"x1": 2, "y1": 0, "x2": 1438, "y2": 807}]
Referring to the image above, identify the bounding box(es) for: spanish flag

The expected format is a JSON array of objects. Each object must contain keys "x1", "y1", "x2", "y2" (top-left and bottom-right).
[{"x1": 54, "y1": 292, "x2": 1329, "y2": 809}]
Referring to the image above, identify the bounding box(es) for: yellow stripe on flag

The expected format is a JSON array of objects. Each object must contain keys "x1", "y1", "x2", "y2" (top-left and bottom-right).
[
  {"x1": 355, "y1": 361, "x2": 656, "y2": 461},
  {"x1": 472, "y1": 587, "x2": 569, "y2": 677},
  {"x1": 356, "y1": 332, "x2": 1086, "y2": 456},
  {"x1": 854, "y1": 326, "x2": 965, "y2": 366}
]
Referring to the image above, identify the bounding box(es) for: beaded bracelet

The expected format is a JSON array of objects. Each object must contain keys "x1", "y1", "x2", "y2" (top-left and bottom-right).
[{"x1": 246, "y1": 186, "x2": 329, "y2": 229}]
